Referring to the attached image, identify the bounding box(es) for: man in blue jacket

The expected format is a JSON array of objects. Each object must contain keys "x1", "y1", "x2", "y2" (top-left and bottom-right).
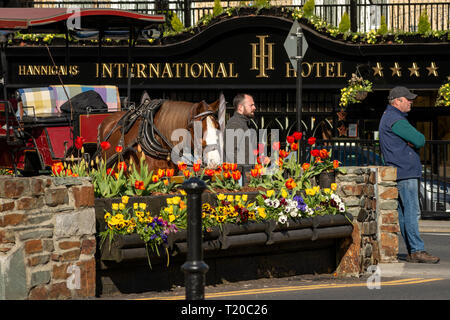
[{"x1": 379, "y1": 86, "x2": 439, "y2": 263}]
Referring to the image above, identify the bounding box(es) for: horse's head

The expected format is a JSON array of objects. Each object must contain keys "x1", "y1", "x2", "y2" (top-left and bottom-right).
[{"x1": 189, "y1": 99, "x2": 221, "y2": 169}]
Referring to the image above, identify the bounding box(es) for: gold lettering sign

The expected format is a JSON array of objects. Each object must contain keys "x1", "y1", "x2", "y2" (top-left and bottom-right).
[
  {"x1": 95, "y1": 62, "x2": 239, "y2": 79},
  {"x1": 18, "y1": 64, "x2": 79, "y2": 76},
  {"x1": 250, "y1": 35, "x2": 275, "y2": 78},
  {"x1": 284, "y1": 62, "x2": 346, "y2": 78}
]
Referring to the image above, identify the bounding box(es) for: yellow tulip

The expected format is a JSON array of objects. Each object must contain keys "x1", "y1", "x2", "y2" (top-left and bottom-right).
[
  {"x1": 227, "y1": 195, "x2": 234, "y2": 202},
  {"x1": 112, "y1": 203, "x2": 119, "y2": 211},
  {"x1": 169, "y1": 214, "x2": 176, "y2": 222},
  {"x1": 266, "y1": 190, "x2": 275, "y2": 197},
  {"x1": 121, "y1": 196, "x2": 129, "y2": 204},
  {"x1": 281, "y1": 188, "x2": 288, "y2": 198},
  {"x1": 119, "y1": 203, "x2": 125, "y2": 210},
  {"x1": 218, "y1": 194, "x2": 226, "y2": 201},
  {"x1": 167, "y1": 198, "x2": 173, "y2": 205},
  {"x1": 139, "y1": 203, "x2": 146, "y2": 210},
  {"x1": 242, "y1": 194, "x2": 248, "y2": 202}
]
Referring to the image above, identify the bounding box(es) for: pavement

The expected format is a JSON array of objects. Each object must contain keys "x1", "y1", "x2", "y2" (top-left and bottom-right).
[
  {"x1": 378, "y1": 219, "x2": 450, "y2": 279},
  {"x1": 419, "y1": 218, "x2": 450, "y2": 233}
]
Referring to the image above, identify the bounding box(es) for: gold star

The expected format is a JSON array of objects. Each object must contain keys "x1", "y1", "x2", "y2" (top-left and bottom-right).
[
  {"x1": 426, "y1": 62, "x2": 439, "y2": 77},
  {"x1": 337, "y1": 124, "x2": 348, "y2": 137},
  {"x1": 337, "y1": 110, "x2": 347, "y2": 121},
  {"x1": 390, "y1": 62, "x2": 402, "y2": 77},
  {"x1": 372, "y1": 62, "x2": 384, "y2": 77},
  {"x1": 408, "y1": 62, "x2": 420, "y2": 77}
]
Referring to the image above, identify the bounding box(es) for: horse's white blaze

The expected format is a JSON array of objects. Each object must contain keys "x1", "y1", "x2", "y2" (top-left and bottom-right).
[{"x1": 205, "y1": 116, "x2": 221, "y2": 168}]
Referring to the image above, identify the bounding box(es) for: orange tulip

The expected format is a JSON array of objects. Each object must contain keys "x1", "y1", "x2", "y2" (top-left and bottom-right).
[
  {"x1": 230, "y1": 163, "x2": 238, "y2": 171},
  {"x1": 157, "y1": 168, "x2": 165, "y2": 178},
  {"x1": 319, "y1": 149, "x2": 329, "y2": 159},
  {"x1": 279, "y1": 150, "x2": 289, "y2": 159},
  {"x1": 115, "y1": 145, "x2": 123, "y2": 153},
  {"x1": 302, "y1": 163, "x2": 310, "y2": 171},
  {"x1": 250, "y1": 168, "x2": 260, "y2": 178},
  {"x1": 152, "y1": 175, "x2": 159, "y2": 183},
  {"x1": 177, "y1": 162, "x2": 187, "y2": 171},
  {"x1": 117, "y1": 161, "x2": 127, "y2": 172},
  {"x1": 183, "y1": 170, "x2": 191, "y2": 178},
  {"x1": 193, "y1": 163, "x2": 201, "y2": 172},
  {"x1": 165, "y1": 168, "x2": 174, "y2": 177},
  {"x1": 232, "y1": 170, "x2": 241, "y2": 181},
  {"x1": 333, "y1": 160, "x2": 339, "y2": 169},
  {"x1": 291, "y1": 142, "x2": 298, "y2": 151},
  {"x1": 134, "y1": 180, "x2": 145, "y2": 190},
  {"x1": 223, "y1": 171, "x2": 231, "y2": 179}
]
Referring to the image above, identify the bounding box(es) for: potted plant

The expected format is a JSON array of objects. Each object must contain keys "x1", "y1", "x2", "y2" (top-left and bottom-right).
[
  {"x1": 435, "y1": 81, "x2": 450, "y2": 107},
  {"x1": 339, "y1": 73, "x2": 373, "y2": 109}
]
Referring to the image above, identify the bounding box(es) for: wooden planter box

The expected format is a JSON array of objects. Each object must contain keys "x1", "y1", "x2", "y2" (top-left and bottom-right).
[{"x1": 94, "y1": 192, "x2": 353, "y2": 295}]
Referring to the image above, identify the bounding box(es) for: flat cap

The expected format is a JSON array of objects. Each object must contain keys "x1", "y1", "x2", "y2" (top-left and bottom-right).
[{"x1": 388, "y1": 86, "x2": 417, "y2": 100}]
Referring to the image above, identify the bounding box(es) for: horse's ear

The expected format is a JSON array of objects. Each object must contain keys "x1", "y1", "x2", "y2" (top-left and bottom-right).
[
  {"x1": 140, "y1": 91, "x2": 151, "y2": 104},
  {"x1": 195, "y1": 100, "x2": 209, "y2": 114},
  {"x1": 207, "y1": 99, "x2": 220, "y2": 112}
]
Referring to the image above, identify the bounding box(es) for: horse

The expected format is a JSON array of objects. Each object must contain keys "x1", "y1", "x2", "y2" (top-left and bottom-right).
[{"x1": 96, "y1": 96, "x2": 222, "y2": 173}]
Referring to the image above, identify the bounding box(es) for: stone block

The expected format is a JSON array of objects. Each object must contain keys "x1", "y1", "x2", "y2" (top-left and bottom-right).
[
  {"x1": 0, "y1": 178, "x2": 30, "y2": 199},
  {"x1": 31, "y1": 270, "x2": 51, "y2": 287},
  {"x1": 381, "y1": 210, "x2": 398, "y2": 224},
  {"x1": 379, "y1": 186, "x2": 398, "y2": 200},
  {"x1": 72, "y1": 185, "x2": 95, "y2": 208},
  {"x1": 378, "y1": 167, "x2": 397, "y2": 182},
  {"x1": 0, "y1": 199, "x2": 15, "y2": 212},
  {"x1": 0, "y1": 213, "x2": 26, "y2": 227},
  {"x1": 379, "y1": 200, "x2": 398, "y2": 210},
  {"x1": 0, "y1": 246, "x2": 27, "y2": 299},
  {"x1": 54, "y1": 208, "x2": 96, "y2": 239},
  {"x1": 19, "y1": 229, "x2": 53, "y2": 241},
  {"x1": 24, "y1": 239, "x2": 43, "y2": 254},
  {"x1": 45, "y1": 188, "x2": 68, "y2": 207}
]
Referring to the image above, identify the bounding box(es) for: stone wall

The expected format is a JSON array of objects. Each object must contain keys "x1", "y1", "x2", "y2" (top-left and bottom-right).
[
  {"x1": 336, "y1": 166, "x2": 399, "y2": 276},
  {"x1": 0, "y1": 166, "x2": 400, "y2": 298},
  {"x1": 0, "y1": 176, "x2": 96, "y2": 300}
]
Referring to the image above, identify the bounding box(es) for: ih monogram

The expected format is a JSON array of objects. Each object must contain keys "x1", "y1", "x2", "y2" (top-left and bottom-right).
[{"x1": 250, "y1": 35, "x2": 275, "y2": 78}]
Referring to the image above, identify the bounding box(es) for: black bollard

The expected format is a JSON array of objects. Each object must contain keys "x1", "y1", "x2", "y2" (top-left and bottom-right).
[{"x1": 181, "y1": 177, "x2": 209, "y2": 300}]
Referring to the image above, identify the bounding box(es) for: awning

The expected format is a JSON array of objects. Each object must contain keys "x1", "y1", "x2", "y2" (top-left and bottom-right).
[{"x1": 0, "y1": 8, "x2": 165, "y2": 32}]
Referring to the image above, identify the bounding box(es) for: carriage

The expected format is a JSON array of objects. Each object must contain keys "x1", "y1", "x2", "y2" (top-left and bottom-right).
[{"x1": 0, "y1": 8, "x2": 167, "y2": 175}]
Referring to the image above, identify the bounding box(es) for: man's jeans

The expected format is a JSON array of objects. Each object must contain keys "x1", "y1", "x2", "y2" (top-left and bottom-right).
[{"x1": 397, "y1": 178, "x2": 425, "y2": 254}]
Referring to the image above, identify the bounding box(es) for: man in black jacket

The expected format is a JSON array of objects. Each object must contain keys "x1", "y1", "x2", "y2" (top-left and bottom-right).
[{"x1": 224, "y1": 93, "x2": 257, "y2": 165}]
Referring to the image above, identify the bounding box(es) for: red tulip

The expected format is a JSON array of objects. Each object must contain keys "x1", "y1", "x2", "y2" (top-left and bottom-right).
[
  {"x1": 286, "y1": 135, "x2": 295, "y2": 144},
  {"x1": 279, "y1": 150, "x2": 289, "y2": 159},
  {"x1": 293, "y1": 131, "x2": 302, "y2": 141},
  {"x1": 307, "y1": 137, "x2": 316, "y2": 146},
  {"x1": 311, "y1": 149, "x2": 320, "y2": 157},
  {"x1": 100, "y1": 141, "x2": 111, "y2": 151},
  {"x1": 75, "y1": 136, "x2": 86, "y2": 150},
  {"x1": 106, "y1": 168, "x2": 115, "y2": 176},
  {"x1": 115, "y1": 145, "x2": 123, "y2": 153}
]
